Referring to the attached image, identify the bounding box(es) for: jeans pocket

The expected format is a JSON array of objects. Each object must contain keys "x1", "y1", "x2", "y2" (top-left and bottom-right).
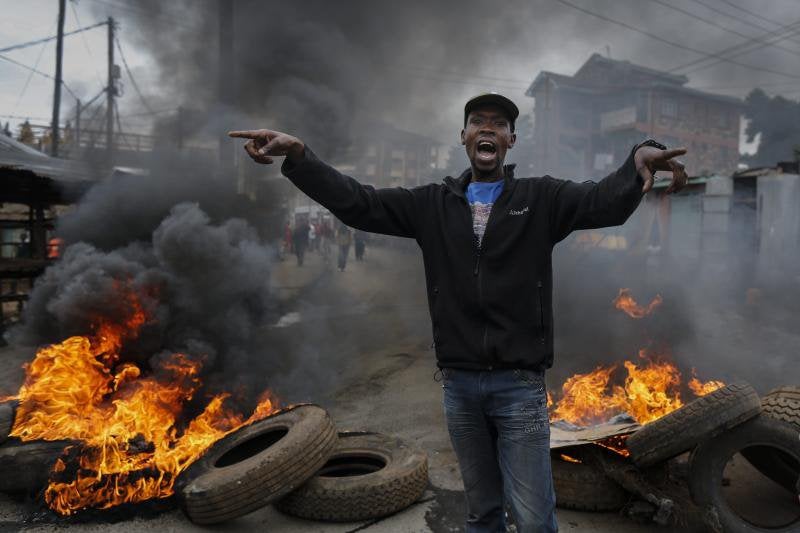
[{"x1": 512, "y1": 369, "x2": 546, "y2": 393}]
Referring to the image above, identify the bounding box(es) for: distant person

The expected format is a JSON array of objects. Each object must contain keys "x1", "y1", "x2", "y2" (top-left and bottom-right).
[
  {"x1": 230, "y1": 92, "x2": 688, "y2": 533},
  {"x1": 283, "y1": 221, "x2": 293, "y2": 257},
  {"x1": 292, "y1": 220, "x2": 309, "y2": 266},
  {"x1": 336, "y1": 225, "x2": 352, "y2": 271},
  {"x1": 308, "y1": 222, "x2": 317, "y2": 252},
  {"x1": 354, "y1": 230, "x2": 367, "y2": 261}
]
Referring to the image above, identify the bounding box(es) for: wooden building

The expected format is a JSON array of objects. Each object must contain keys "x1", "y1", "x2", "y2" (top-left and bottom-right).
[{"x1": 527, "y1": 54, "x2": 742, "y2": 178}]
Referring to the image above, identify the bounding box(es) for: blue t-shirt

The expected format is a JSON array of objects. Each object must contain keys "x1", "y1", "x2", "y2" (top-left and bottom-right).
[{"x1": 466, "y1": 180, "x2": 504, "y2": 247}]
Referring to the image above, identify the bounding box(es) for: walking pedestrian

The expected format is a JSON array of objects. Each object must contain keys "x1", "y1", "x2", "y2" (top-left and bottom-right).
[
  {"x1": 354, "y1": 230, "x2": 367, "y2": 261},
  {"x1": 336, "y1": 224, "x2": 352, "y2": 271},
  {"x1": 292, "y1": 220, "x2": 309, "y2": 266}
]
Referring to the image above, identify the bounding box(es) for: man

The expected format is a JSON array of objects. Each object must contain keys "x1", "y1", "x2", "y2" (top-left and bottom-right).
[
  {"x1": 336, "y1": 223, "x2": 353, "y2": 271},
  {"x1": 230, "y1": 93, "x2": 687, "y2": 532},
  {"x1": 292, "y1": 219, "x2": 309, "y2": 266}
]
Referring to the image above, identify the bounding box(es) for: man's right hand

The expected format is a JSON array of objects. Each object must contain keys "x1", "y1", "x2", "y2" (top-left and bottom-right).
[{"x1": 228, "y1": 129, "x2": 305, "y2": 165}]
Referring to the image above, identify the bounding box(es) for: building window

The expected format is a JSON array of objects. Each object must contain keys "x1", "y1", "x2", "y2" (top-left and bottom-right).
[
  {"x1": 660, "y1": 98, "x2": 678, "y2": 119},
  {"x1": 715, "y1": 110, "x2": 730, "y2": 129}
]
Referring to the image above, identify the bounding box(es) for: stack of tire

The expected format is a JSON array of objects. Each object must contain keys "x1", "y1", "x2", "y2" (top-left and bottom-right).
[
  {"x1": 0, "y1": 402, "x2": 428, "y2": 525},
  {"x1": 551, "y1": 383, "x2": 800, "y2": 533},
  {"x1": 177, "y1": 404, "x2": 429, "y2": 525}
]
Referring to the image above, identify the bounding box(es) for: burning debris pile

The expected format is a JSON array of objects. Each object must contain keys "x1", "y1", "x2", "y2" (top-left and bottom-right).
[
  {"x1": 0, "y1": 188, "x2": 428, "y2": 523},
  {"x1": 545, "y1": 289, "x2": 800, "y2": 532}
]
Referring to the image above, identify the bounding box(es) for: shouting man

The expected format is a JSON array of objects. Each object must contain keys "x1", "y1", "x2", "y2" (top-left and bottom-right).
[{"x1": 230, "y1": 93, "x2": 688, "y2": 532}]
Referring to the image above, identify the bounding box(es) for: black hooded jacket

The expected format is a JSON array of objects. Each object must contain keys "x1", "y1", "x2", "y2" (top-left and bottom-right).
[{"x1": 282, "y1": 146, "x2": 644, "y2": 371}]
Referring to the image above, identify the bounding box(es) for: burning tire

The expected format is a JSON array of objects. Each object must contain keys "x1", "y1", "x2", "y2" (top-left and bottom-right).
[
  {"x1": 551, "y1": 448, "x2": 629, "y2": 512},
  {"x1": 0, "y1": 401, "x2": 15, "y2": 445},
  {"x1": 0, "y1": 439, "x2": 75, "y2": 493},
  {"x1": 742, "y1": 386, "x2": 800, "y2": 492},
  {"x1": 275, "y1": 431, "x2": 428, "y2": 522},
  {"x1": 627, "y1": 382, "x2": 761, "y2": 467},
  {"x1": 178, "y1": 404, "x2": 337, "y2": 525},
  {"x1": 688, "y1": 415, "x2": 800, "y2": 533}
]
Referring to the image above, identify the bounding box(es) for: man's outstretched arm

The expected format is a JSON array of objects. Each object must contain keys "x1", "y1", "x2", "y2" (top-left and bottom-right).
[
  {"x1": 229, "y1": 129, "x2": 420, "y2": 238},
  {"x1": 548, "y1": 143, "x2": 688, "y2": 244}
]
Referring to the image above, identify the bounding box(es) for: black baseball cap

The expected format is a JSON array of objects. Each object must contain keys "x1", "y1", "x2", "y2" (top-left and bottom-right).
[{"x1": 464, "y1": 93, "x2": 520, "y2": 130}]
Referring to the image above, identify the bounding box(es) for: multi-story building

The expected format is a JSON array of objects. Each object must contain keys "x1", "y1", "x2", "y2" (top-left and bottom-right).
[
  {"x1": 527, "y1": 53, "x2": 742, "y2": 178},
  {"x1": 336, "y1": 121, "x2": 445, "y2": 189}
]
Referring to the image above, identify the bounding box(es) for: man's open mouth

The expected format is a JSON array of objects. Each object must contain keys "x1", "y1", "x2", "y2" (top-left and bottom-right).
[{"x1": 476, "y1": 140, "x2": 497, "y2": 161}]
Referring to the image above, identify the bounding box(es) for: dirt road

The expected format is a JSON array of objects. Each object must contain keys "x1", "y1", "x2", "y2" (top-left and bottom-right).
[{"x1": 2, "y1": 244, "x2": 790, "y2": 531}]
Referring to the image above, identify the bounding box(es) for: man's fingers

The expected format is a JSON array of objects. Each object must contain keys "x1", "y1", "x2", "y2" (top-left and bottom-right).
[
  {"x1": 257, "y1": 137, "x2": 282, "y2": 156},
  {"x1": 665, "y1": 160, "x2": 688, "y2": 194},
  {"x1": 660, "y1": 147, "x2": 687, "y2": 160},
  {"x1": 639, "y1": 165, "x2": 655, "y2": 193},
  {"x1": 244, "y1": 139, "x2": 260, "y2": 159},
  {"x1": 228, "y1": 129, "x2": 276, "y2": 139}
]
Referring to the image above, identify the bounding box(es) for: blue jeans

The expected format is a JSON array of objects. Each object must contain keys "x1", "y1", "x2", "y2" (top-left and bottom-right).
[{"x1": 442, "y1": 368, "x2": 557, "y2": 533}]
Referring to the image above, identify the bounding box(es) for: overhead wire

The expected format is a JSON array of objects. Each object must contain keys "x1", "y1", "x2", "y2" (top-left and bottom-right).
[
  {"x1": 716, "y1": 0, "x2": 799, "y2": 33},
  {"x1": 12, "y1": 23, "x2": 54, "y2": 112},
  {"x1": 645, "y1": 0, "x2": 800, "y2": 59},
  {"x1": 0, "y1": 53, "x2": 79, "y2": 99},
  {"x1": 69, "y1": 0, "x2": 105, "y2": 87},
  {"x1": 676, "y1": 23, "x2": 800, "y2": 75},
  {"x1": 114, "y1": 36, "x2": 156, "y2": 115},
  {"x1": 551, "y1": 0, "x2": 800, "y2": 80},
  {"x1": 0, "y1": 20, "x2": 107, "y2": 54}
]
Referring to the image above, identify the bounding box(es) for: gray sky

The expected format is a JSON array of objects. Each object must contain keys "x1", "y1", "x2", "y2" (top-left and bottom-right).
[{"x1": 2, "y1": 0, "x2": 800, "y2": 154}]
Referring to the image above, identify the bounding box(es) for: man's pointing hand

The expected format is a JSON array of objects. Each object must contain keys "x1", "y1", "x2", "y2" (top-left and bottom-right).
[
  {"x1": 635, "y1": 145, "x2": 689, "y2": 194},
  {"x1": 228, "y1": 129, "x2": 305, "y2": 165}
]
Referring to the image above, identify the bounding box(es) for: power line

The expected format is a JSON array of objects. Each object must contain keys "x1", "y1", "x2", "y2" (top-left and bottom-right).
[
  {"x1": 13, "y1": 25, "x2": 53, "y2": 112},
  {"x1": 687, "y1": 0, "x2": 800, "y2": 41},
  {"x1": 716, "y1": 0, "x2": 797, "y2": 32},
  {"x1": 551, "y1": 0, "x2": 800, "y2": 80},
  {"x1": 84, "y1": 0, "x2": 201, "y2": 31},
  {"x1": 114, "y1": 36, "x2": 156, "y2": 115},
  {"x1": 0, "y1": 53, "x2": 79, "y2": 99},
  {"x1": 679, "y1": 24, "x2": 800, "y2": 76},
  {"x1": 0, "y1": 20, "x2": 107, "y2": 54},
  {"x1": 69, "y1": 0, "x2": 105, "y2": 87},
  {"x1": 645, "y1": 0, "x2": 800, "y2": 59}
]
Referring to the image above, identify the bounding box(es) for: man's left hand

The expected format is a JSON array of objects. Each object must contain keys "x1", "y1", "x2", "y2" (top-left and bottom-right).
[{"x1": 635, "y1": 145, "x2": 689, "y2": 194}]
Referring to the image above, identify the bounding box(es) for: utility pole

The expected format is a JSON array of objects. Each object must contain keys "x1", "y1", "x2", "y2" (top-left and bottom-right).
[
  {"x1": 75, "y1": 98, "x2": 81, "y2": 153},
  {"x1": 50, "y1": 0, "x2": 66, "y2": 157},
  {"x1": 106, "y1": 16, "x2": 116, "y2": 165}
]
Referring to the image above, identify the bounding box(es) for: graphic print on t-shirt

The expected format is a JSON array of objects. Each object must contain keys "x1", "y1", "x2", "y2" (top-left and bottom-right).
[{"x1": 466, "y1": 180, "x2": 504, "y2": 247}]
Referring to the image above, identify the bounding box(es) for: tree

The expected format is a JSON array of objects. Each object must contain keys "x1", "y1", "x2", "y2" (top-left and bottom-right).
[
  {"x1": 743, "y1": 88, "x2": 800, "y2": 167},
  {"x1": 17, "y1": 120, "x2": 34, "y2": 145}
]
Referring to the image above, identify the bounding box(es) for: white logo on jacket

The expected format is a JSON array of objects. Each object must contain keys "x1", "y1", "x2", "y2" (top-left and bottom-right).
[{"x1": 509, "y1": 206, "x2": 530, "y2": 216}]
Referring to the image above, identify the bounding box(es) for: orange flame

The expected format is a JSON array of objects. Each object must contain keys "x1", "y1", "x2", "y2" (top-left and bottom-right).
[
  {"x1": 8, "y1": 285, "x2": 277, "y2": 515},
  {"x1": 688, "y1": 368, "x2": 724, "y2": 396},
  {"x1": 549, "y1": 350, "x2": 722, "y2": 427},
  {"x1": 613, "y1": 288, "x2": 663, "y2": 319}
]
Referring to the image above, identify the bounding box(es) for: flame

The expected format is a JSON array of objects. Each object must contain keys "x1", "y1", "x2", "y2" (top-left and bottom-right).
[
  {"x1": 549, "y1": 350, "x2": 722, "y2": 427},
  {"x1": 688, "y1": 369, "x2": 724, "y2": 396},
  {"x1": 613, "y1": 288, "x2": 663, "y2": 319},
  {"x1": 559, "y1": 453, "x2": 582, "y2": 464},
  {"x1": 8, "y1": 285, "x2": 277, "y2": 515}
]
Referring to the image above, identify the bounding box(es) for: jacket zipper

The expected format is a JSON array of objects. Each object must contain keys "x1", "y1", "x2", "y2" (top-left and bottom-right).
[
  {"x1": 537, "y1": 280, "x2": 546, "y2": 345},
  {"x1": 474, "y1": 235, "x2": 490, "y2": 366}
]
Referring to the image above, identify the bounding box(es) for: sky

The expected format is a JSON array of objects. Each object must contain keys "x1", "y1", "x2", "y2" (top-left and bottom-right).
[{"x1": 2, "y1": 0, "x2": 800, "y2": 155}]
